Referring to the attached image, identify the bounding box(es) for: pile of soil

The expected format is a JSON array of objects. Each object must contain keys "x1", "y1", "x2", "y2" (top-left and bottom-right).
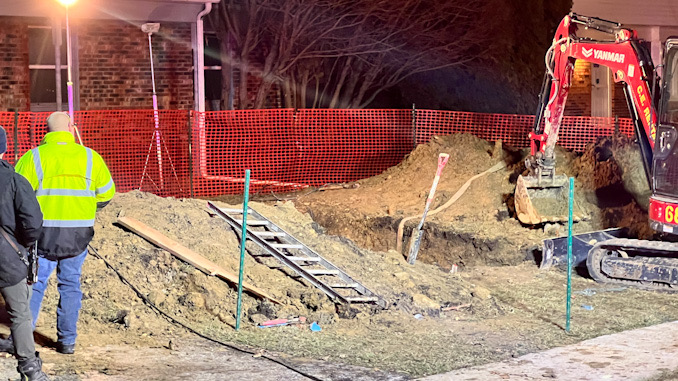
[
  {"x1": 21, "y1": 131, "x2": 665, "y2": 379},
  {"x1": 29, "y1": 190, "x2": 506, "y2": 377},
  {"x1": 297, "y1": 134, "x2": 534, "y2": 269},
  {"x1": 570, "y1": 133, "x2": 652, "y2": 238},
  {"x1": 297, "y1": 132, "x2": 652, "y2": 269}
]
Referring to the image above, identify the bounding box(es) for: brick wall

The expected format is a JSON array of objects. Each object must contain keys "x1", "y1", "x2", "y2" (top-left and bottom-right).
[
  {"x1": 564, "y1": 60, "x2": 591, "y2": 116},
  {"x1": 230, "y1": 67, "x2": 282, "y2": 109},
  {"x1": 612, "y1": 82, "x2": 631, "y2": 119},
  {"x1": 78, "y1": 20, "x2": 194, "y2": 110},
  {"x1": 566, "y1": 60, "x2": 632, "y2": 119},
  {"x1": 0, "y1": 17, "x2": 30, "y2": 112}
]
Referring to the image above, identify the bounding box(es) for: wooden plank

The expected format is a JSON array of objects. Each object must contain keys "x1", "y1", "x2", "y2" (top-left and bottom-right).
[{"x1": 117, "y1": 216, "x2": 280, "y2": 304}]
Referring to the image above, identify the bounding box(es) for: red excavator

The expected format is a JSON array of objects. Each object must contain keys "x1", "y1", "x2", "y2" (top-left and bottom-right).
[{"x1": 515, "y1": 13, "x2": 678, "y2": 290}]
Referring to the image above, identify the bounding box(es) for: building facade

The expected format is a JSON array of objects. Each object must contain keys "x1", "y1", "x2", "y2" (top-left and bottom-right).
[
  {"x1": 568, "y1": 0, "x2": 678, "y2": 118},
  {"x1": 0, "y1": 0, "x2": 218, "y2": 112}
]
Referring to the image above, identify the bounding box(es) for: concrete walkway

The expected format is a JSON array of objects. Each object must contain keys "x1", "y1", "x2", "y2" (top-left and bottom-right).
[
  {"x1": 0, "y1": 336, "x2": 407, "y2": 381},
  {"x1": 420, "y1": 320, "x2": 678, "y2": 381}
]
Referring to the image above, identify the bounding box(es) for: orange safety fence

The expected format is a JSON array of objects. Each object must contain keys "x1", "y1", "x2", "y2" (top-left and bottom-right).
[{"x1": 0, "y1": 109, "x2": 633, "y2": 198}]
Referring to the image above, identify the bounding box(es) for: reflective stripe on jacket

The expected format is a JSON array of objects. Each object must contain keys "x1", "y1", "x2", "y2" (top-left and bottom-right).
[{"x1": 15, "y1": 131, "x2": 115, "y2": 258}]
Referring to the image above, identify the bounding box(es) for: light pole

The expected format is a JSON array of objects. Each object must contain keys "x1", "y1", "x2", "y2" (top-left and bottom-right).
[{"x1": 56, "y1": 0, "x2": 82, "y2": 143}]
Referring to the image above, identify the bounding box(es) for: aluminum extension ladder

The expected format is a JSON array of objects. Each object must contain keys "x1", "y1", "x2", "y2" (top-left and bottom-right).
[{"x1": 207, "y1": 202, "x2": 387, "y2": 309}]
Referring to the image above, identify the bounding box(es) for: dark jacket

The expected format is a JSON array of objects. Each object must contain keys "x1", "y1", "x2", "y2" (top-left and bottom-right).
[{"x1": 0, "y1": 159, "x2": 42, "y2": 287}]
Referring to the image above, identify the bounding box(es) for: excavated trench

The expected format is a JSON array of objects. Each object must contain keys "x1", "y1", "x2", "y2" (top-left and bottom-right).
[
  {"x1": 301, "y1": 205, "x2": 532, "y2": 271},
  {"x1": 296, "y1": 133, "x2": 653, "y2": 272}
]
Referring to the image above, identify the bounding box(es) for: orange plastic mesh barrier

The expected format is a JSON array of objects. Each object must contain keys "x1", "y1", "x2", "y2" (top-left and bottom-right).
[
  {"x1": 0, "y1": 112, "x2": 18, "y2": 163},
  {"x1": 416, "y1": 110, "x2": 634, "y2": 152},
  {"x1": 2, "y1": 110, "x2": 190, "y2": 198},
  {"x1": 0, "y1": 109, "x2": 633, "y2": 197},
  {"x1": 192, "y1": 109, "x2": 414, "y2": 196}
]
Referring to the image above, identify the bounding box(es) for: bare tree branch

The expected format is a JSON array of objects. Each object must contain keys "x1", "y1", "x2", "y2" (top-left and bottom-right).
[{"x1": 210, "y1": 0, "x2": 495, "y2": 109}]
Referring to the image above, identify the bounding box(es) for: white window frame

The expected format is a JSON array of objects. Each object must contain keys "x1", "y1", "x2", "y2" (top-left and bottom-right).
[{"x1": 28, "y1": 22, "x2": 77, "y2": 112}]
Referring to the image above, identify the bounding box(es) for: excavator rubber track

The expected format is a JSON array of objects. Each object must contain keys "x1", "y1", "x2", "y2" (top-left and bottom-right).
[{"x1": 587, "y1": 238, "x2": 678, "y2": 292}]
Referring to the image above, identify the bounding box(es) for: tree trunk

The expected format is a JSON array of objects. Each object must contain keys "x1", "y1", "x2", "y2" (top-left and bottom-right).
[
  {"x1": 329, "y1": 57, "x2": 352, "y2": 108},
  {"x1": 219, "y1": 36, "x2": 234, "y2": 110},
  {"x1": 253, "y1": 51, "x2": 277, "y2": 108},
  {"x1": 238, "y1": 55, "x2": 249, "y2": 109},
  {"x1": 299, "y1": 69, "x2": 311, "y2": 109},
  {"x1": 317, "y1": 61, "x2": 338, "y2": 108},
  {"x1": 282, "y1": 76, "x2": 293, "y2": 108},
  {"x1": 254, "y1": 75, "x2": 274, "y2": 109},
  {"x1": 312, "y1": 76, "x2": 321, "y2": 108},
  {"x1": 353, "y1": 57, "x2": 382, "y2": 108},
  {"x1": 342, "y1": 67, "x2": 360, "y2": 108}
]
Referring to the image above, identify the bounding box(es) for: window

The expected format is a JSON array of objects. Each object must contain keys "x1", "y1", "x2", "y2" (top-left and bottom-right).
[
  {"x1": 204, "y1": 32, "x2": 223, "y2": 110},
  {"x1": 28, "y1": 24, "x2": 72, "y2": 112},
  {"x1": 660, "y1": 46, "x2": 678, "y2": 125},
  {"x1": 655, "y1": 43, "x2": 678, "y2": 197}
]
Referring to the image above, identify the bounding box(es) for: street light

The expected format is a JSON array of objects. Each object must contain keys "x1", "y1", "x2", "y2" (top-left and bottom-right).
[{"x1": 55, "y1": 0, "x2": 82, "y2": 143}]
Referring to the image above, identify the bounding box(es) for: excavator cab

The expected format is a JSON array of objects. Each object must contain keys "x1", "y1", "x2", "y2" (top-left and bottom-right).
[{"x1": 651, "y1": 38, "x2": 678, "y2": 234}]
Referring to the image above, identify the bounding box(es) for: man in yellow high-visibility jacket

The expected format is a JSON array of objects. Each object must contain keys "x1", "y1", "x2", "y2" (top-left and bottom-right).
[{"x1": 15, "y1": 112, "x2": 115, "y2": 355}]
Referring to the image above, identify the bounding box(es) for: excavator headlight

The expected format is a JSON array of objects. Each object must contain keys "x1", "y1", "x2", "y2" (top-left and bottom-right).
[{"x1": 616, "y1": 29, "x2": 631, "y2": 42}]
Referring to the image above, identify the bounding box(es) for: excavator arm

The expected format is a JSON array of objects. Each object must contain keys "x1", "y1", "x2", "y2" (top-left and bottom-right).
[
  {"x1": 516, "y1": 13, "x2": 658, "y2": 224},
  {"x1": 525, "y1": 14, "x2": 678, "y2": 291}
]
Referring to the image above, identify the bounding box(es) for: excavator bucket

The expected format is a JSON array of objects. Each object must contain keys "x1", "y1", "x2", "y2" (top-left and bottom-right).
[{"x1": 515, "y1": 174, "x2": 585, "y2": 224}]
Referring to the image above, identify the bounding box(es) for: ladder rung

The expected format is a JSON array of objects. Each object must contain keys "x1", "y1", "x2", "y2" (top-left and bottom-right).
[
  {"x1": 345, "y1": 296, "x2": 379, "y2": 303},
  {"x1": 235, "y1": 219, "x2": 269, "y2": 226},
  {"x1": 208, "y1": 201, "x2": 386, "y2": 309},
  {"x1": 253, "y1": 231, "x2": 286, "y2": 238},
  {"x1": 307, "y1": 269, "x2": 340, "y2": 275},
  {"x1": 272, "y1": 243, "x2": 304, "y2": 249},
  {"x1": 287, "y1": 256, "x2": 321, "y2": 262},
  {"x1": 218, "y1": 208, "x2": 246, "y2": 214},
  {"x1": 330, "y1": 283, "x2": 359, "y2": 288}
]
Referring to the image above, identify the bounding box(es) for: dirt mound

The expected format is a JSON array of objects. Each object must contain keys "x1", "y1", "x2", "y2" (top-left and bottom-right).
[
  {"x1": 298, "y1": 133, "x2": 540, "y2": 269},
  {"x1": 21, "y1": 134, "x2": 673, "y2": 379},
  {"x1": 297, "y1": 132, "x2": 653, "y2": 269},
  {"x1": 570, "y1": 133, "x2": 651, "y2": 237},
  {"x1": 572, "y1": 133, "x2": 649, "y2": 198},
  {"x1": 353, "y1": 133, "x2": 507, "y2": 217},
  {"x1": 29, "y1": 190, "x2": 509, "y2": 374}
]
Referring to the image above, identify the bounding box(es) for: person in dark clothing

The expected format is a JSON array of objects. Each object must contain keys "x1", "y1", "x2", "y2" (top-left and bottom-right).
[{"x1": 0, "y1": 126, "x2": 50, "y2": 381}]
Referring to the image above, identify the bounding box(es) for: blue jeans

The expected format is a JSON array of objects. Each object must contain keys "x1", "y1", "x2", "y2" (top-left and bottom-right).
[{"x1": 30, "y1": 249, "x2": 88, "y2": 345}]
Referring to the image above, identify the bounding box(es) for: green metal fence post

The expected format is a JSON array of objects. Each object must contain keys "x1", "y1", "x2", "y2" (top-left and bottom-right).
[
  {"x1": 566, "y1": 177, "x2": 574, "y2": 332},
  {"x1": 235, "y1": 169, "x2": 251, "y2": 331}
]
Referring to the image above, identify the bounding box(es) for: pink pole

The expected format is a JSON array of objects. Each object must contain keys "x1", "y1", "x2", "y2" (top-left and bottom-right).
[
  {"x1": 152, "y1": 94, "x2": 164, "y2": 188},
  {"x1": 148, "y1": 32, "x2": 164, "y2": 188},
  {"x1": 65, "y1": 6, "x2": 82, "y2": 144}
]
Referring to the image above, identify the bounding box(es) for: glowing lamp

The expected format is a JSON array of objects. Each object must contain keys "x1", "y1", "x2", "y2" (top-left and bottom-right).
[{"x1": 55, "y1": 0, "x2": 81, "y2": 143}]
